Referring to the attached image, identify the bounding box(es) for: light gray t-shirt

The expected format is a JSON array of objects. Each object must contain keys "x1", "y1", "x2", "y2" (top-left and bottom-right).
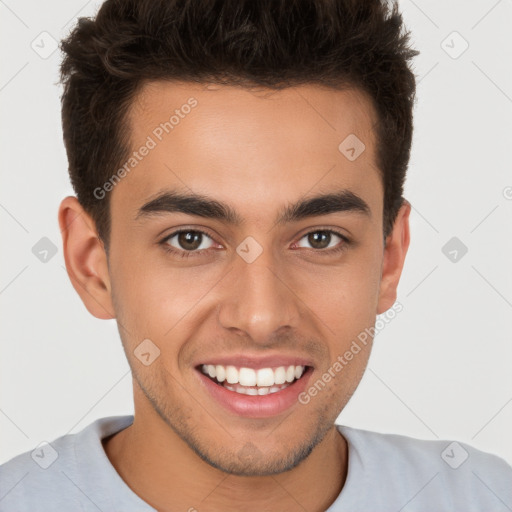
[{"x1": 0, "y1": 415, "x2": 511, "y2": 511}]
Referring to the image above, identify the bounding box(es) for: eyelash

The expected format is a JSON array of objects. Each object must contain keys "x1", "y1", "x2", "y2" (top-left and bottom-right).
[{"x1": 159, "y1": 228, "x2": 351, "y2": 259}]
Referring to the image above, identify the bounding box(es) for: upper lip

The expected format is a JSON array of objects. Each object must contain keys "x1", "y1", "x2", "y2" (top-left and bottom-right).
[{"x1": 194, "y1": 354, "x2": 314, "y2": 370}]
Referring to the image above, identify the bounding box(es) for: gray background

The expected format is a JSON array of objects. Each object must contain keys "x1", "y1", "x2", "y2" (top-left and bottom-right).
[{"x1": 1, "y1": 0, "x2": 511, "y2": 467}]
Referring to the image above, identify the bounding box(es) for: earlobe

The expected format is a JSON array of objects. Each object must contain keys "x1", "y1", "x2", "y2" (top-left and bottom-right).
[
  {"x1": 58, "y1": 196, "x2": 115, "y2": 320},
  {"x1": 376, "y1": 199, "x2": 411, "y2": 315}
]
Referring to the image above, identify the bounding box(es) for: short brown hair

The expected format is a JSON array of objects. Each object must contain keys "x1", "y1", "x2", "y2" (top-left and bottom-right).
[{"x1": 59, "y1": 0, "x2": 418, "y2": 252}]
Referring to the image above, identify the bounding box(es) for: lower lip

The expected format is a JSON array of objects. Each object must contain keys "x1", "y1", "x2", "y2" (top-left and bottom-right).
[{"x1": 196, "y1": 367, "x2": 313, "y2": 419}]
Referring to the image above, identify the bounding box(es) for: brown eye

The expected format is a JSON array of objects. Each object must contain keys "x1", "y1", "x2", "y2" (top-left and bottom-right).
[
  {"x1": 177, "y1": 231, "x2": 202, "y2": 251},
  {"x1": 163, "y1": 230, "x2": 215, "y2": 253},
  {"x1": 296, "y1": 230, "x2": 346, "y2": 251},
  {"x1": 307, "y1": 231, "x2": 332, "y2": 249}
]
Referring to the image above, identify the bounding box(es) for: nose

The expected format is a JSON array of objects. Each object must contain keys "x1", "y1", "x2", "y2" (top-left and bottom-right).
[{"x1": 217, "y1": 245, "x2": 301, "y2": 345}]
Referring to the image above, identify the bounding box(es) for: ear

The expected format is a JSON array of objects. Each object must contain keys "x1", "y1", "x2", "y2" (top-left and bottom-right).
[
  {"x1": 376, "y1": 199, "x2": 411, "y2": 315},
  {"x1": 58, "y1": 196, "x2": 115, "y2": 320}
]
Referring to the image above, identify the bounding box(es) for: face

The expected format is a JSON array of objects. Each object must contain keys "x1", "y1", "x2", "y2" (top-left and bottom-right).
[{"x1": 61, "y1": 81, "x2": 410, "y2": 476}]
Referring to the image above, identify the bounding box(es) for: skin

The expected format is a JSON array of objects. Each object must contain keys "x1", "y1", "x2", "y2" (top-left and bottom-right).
[{"x1": 58, "y1": 81, "x2": 410, "y2": 512}]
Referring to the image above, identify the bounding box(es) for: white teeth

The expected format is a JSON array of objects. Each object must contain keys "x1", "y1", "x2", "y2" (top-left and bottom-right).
[
  {"x1": 274, "y1": 366, "x2": 286, "y2": 385},
  {"x1": 215, "y1": 365, "x2": 226, "y2": 382},
  {"x1": 225, "y1": 365, "x2": 238, "y2": 384},
  {"x1": 239, "y1": 367, "x2": 257, "y2": 386},
  {"x1": 256, "y1": 368, "x2": 275, "y2": 387},
  {"x1": 294, "y1": 365, "x2": 304, "y2": 380},
  {"x1": 285, "y1": 365, "x2": 296, "y2": 383},
  {"x1": 200, "y1": 363, "x2": 306, "y2": 388},
  {"x1": 223, "y1": 383, "x2": 290, "y2": 395}
]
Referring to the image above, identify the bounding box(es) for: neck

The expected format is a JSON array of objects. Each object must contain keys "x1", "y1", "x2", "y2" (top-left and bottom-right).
[{"x1": 103, "y1": 402, "x2": 348, "y2": 512}]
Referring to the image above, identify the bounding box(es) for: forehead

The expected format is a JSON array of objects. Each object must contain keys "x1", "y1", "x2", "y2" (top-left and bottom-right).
[{"x1": 112, "y1": 80, "x2": 382, "y2": 225}]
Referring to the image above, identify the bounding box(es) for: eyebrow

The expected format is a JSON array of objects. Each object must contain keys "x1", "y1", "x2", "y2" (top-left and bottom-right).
[{"x1": 135, "y1": 188, "x2": 371, "y2": 225}]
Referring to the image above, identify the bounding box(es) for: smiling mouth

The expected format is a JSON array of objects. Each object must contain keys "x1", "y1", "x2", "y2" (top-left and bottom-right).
[{"x1": 197, "y1": 364, "x2": 310, "y2": 396}]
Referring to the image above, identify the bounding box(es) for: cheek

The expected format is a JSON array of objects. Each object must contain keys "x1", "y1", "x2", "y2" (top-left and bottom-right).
[
  {"x1": 112, "y1": 254, "x2": 226, "y2": 341},
  {"x1": 293, "y1": 254, "x2": 382, "y2": 334}
]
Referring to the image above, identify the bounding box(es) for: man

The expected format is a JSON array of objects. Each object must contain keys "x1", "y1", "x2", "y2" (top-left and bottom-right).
[{"x1": 1, "y1": 0, "x2": 511, "y2": 511}]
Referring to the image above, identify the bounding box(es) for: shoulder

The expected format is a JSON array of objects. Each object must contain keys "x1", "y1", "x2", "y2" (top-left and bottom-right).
[
  {"x1": 336, "y1": 424, "x2": 512, "y2": 511},
  {"x1": 0, "y1": 415, "x2": 135, "y2": 512},
  {"x1": 0, "y1": 425, "x2": 78, "y2": 505}
]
